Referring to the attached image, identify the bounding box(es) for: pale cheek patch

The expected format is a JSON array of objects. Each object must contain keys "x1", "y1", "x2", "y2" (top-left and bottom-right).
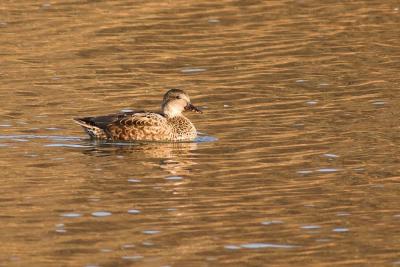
[
  {"x1": 168, "y1": 105, "x2": 182, "y2": 117},
  {"x1": 164, "y1": 100, "x2": 185, "y2": 117}
]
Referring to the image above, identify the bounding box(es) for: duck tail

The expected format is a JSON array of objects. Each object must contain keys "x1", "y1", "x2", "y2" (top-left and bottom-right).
[
  {"x1": 73, "y1": 117, "x2": 107, "y2": 139},
  {"x1": 73, "y1": 117, "x2": 92, "y2": 127}
]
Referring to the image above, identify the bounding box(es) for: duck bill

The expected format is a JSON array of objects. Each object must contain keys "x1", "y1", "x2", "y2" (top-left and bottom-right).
[{"x1": 185, "y1": 103, "x2": 202, "y2": 113}]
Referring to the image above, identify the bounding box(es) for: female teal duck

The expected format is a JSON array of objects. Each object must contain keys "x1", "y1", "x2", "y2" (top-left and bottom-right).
[{"x1": 73, "y1": 89, "x2": 202, "y2": 141}]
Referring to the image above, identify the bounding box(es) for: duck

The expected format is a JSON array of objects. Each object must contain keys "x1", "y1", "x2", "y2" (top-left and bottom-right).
[{"x1": 73, "y1": 89, "x2": 202, "y2": 141}]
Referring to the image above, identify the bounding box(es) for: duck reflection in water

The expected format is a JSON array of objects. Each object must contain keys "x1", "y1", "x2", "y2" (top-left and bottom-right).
[{"x1": 81, "y1": 140, "x2": 199, "y2": 177}]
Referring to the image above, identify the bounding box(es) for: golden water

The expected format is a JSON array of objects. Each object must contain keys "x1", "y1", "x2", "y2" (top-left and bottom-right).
[{"x1": 1, "y1": 1, "x2": 400, "y2": 266}]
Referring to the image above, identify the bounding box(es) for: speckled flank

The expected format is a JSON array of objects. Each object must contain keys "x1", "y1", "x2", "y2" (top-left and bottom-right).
[{"x1": 73, "y1": 89, "x2": 200, "y2": 141}]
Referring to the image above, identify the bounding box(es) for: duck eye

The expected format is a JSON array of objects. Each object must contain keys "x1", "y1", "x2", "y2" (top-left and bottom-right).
[{"x1": 176, "y1": 95, "x2": 181, "y2": 99}]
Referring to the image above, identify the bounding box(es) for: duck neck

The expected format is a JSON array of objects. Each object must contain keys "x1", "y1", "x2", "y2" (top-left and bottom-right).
[
  {"x1": 164, "y1": 112, "x2": 185, "y2": 119},
  {"x1": 162, "y1": 102, "x2": 184, "y2": 118},
  {"x1": 165, "y1": 113, "x2": 188, "y2": 120}
]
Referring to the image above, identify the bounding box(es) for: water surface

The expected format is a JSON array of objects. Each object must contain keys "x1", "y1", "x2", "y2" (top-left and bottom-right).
[{"x1": 1, "y1": 1, "x2": 400, "y2": 266}]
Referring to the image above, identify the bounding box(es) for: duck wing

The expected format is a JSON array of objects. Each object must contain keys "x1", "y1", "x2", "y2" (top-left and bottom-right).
[
  {"x1": 115, "y1": 112, "x2": 165, "y2": 127},
  {"x1": 106, "y1": 112, "x2": 169, "y2": 140},
  {"x1": 74, "y1": 111, "x2": 137, "y2": 128}
]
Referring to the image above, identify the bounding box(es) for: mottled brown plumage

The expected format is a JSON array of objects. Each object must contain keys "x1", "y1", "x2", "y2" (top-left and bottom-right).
[{"x1": 73, "y1": 89, "x2": 202, "y2": 141}]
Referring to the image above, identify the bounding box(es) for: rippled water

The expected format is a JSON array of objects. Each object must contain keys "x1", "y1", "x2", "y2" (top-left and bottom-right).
[{"x1": 1, "y1": 0, "x2": 400, "y2": 266}]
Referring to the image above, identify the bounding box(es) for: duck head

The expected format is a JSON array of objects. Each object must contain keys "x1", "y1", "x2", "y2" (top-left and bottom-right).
[{"x1": 162, "y1": 89, "x2": 202, "y2": 117}]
